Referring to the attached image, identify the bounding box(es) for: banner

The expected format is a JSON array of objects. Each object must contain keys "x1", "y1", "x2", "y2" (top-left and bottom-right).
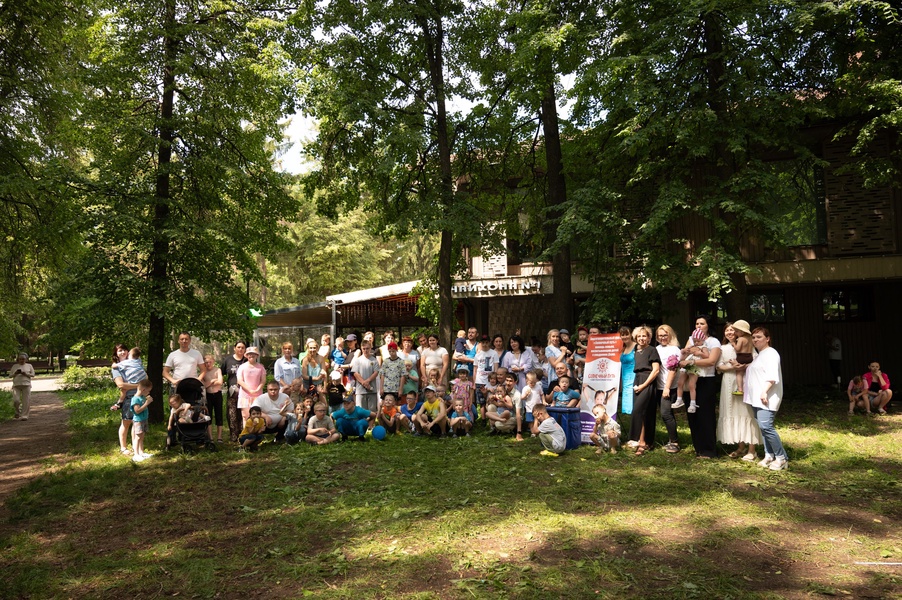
[{"x1": 578, "y1": 334, "x2": 623, "y2": 443}]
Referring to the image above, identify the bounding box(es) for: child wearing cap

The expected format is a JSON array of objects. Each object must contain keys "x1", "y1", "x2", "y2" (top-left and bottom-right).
[
  {"x1": 416, "y1": 386, "x2": 448, "y2": 436},
  {"x1": 729, "y1": 320, "x2": 754, "y2": 396}
]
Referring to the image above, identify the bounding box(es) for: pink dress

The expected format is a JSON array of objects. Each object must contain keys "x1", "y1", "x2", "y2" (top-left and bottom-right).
[{"x1": 237, "y1": 362, "x2": 267, "y2": 409}]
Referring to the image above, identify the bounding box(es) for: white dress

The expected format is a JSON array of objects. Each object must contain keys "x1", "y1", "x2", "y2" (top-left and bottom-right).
[{"x1": 716, "y1": 343, "x2": 761, "y2": 444}]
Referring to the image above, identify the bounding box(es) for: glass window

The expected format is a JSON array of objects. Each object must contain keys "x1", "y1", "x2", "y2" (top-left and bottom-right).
[
  {"x1": 749, "y1": 292, "x2": 786, "y2": 323},
  {"x1": 823, "y1": 287, "x2": 874, "y2": 321}
]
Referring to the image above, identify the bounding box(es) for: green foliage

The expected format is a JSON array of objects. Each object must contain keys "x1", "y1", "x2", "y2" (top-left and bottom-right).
[
  {"x1": 59, "y1": 365, "x2": 117, "y2": 392},
  {"x1": 0, "y1": 389, "x2": 14, "y2": 422}
]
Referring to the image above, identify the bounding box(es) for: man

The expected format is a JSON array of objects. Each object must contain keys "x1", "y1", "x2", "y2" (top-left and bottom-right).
[
  {"x1": 163, "y1": 331, "x2": 206, "y2": 387},
  {"x1": 487, "y1": 373, "x2": 520, "y2": 435},
  {"x1": 252, "y1": 381, "x2": 292, "y2": 439},
  {"x1": 351, "y1": 342, "x2": 381, "y2": 413}
]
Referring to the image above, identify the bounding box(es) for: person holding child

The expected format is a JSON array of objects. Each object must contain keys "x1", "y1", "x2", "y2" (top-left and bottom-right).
[
  {"x1": 130, "y1": 379, "x2": 154, "y2": 462},
  {"x1": 717, "y1": 321, "x2": 761, "y2": 461},
  {"x1": 110, "y1": 343, "x2": 141, "y2": 455},
  {"x1": 531, "y1": 404, "x2": 567, "y2": 457},
  {"x1": 420, "y1": 334, "x2": 449, "y2": 388},
  {"x1": 681, "y1": 315, "x2": 722, "y2": 459}
]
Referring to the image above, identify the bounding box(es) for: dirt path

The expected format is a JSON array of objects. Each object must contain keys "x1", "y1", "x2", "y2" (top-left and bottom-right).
[{"x1": 0, "y1": 379, "x2": 70, "y2": 503}]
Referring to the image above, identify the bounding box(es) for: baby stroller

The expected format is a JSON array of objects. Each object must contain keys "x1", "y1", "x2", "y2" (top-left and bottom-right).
[{"x1": 169, "y1": 378, "x2": 217, "y2": 453}]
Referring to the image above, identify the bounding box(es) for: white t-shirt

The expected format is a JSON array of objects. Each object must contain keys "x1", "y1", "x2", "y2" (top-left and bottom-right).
[
  {"x1": 656, "y1": 345, "x2": 682, "y2": 390},
  {"x1": 474, "y1": 349, "x2": 499, "y2": 385},
  {"x1": 165, "y1": 349, "x2": 204, "y2": 381},
  {"x1": 744, "y1": 346, "x2": 783, "y2": 411},
  {"x1": 697, "y1": 337, "x2": 722, "y2": 378},
  {"x1": 522, "y1": 383, "x2": 540, "y2": 413},
  {"x1": 421, "y1": 346, "x2": 448, "y2": 375},
  {"x1": 252, "y1": 392, "x2": 292, "y2": 425},
  {"x1": 351, "y1": 353, "x2": 380, "y2": 395}
]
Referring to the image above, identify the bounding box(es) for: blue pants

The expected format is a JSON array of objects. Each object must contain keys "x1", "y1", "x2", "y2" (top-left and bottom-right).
[
  {"x1": 753, "y1": 407, "x2": 787, "y2": 460},
  {"x1": 337, "y1": 418, "x2": 368, "y2": 437}
]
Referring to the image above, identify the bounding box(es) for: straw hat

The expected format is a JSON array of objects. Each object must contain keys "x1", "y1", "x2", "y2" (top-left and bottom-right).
[{"x1": 732, "y1": 320, "x2": 752, "y2": 335}]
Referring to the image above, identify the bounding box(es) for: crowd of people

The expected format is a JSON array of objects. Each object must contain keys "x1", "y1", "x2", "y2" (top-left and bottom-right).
[{"x1": 103, "y1": 320, "x2": 893, "y2": 466}]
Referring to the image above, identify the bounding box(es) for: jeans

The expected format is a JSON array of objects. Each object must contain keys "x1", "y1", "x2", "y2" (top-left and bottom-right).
[
  {"x1": 657, "y1": 388, "x2": 679, "y2": 443},
  {"x1": 753, "y1": 406, "x2": 787, "y2": 460},
  {"x1": 337, "y1": 418, "x2": 368, "y2": 437}
]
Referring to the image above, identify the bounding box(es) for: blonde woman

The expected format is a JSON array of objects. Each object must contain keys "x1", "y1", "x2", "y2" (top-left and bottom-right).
[
  {"x1": 628, "y1": 325, "x2": 660, "y2": 456},
  {"x1": 655, "y1": 325, "x2": 683, "y2": 453}
]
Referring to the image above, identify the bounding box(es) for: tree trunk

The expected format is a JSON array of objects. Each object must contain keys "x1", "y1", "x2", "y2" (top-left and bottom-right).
[
  {"x1": 147, "y1": 0, "x2": 177, "y2": 423},
  {"x1": 541, "y1": 83, "x2": 572, "y2": 330}
]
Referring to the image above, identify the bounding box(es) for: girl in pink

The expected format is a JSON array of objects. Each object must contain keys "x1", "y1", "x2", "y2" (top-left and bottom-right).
[
  {"x1": 450, "y1": 366, "x2": 476, "y2": 417},
  {"x1": 236, "y1": 346, "x2": 267, "y2": 424}
]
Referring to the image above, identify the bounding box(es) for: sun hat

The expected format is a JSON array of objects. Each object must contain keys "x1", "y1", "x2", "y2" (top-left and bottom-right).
[
  {"x1": 330, "y1": 370, "x2": 342, "y2": 380},
  {"x1": 245, "y1": 346, "x2": 260, "y2": 355},
  {"x1": 425, "y1": 385, "x2": 437, "y2": 392},
  {"x1": 731, "y1": 320, "x2": 752, "y2": 335}
]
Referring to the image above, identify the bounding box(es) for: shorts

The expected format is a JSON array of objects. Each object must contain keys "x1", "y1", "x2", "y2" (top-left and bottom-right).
[
  {"x1": 356, "y1": 392, "x2": 378, "y2": 412},
  {"x1": 133, "y1": 421, "x2": 148, "y2": 434},
  {"x1": 427, "y1": 422, "x2": 443, "y2": 435},
  {"x1": 120, "y1": 401, "x2": 135, "y2": 421},
  {"x1": 239, "y1": 434, "x2": 264, "y2": 445},
  {"x1": 735, "y1": 353, "x2": 753, "y2": 365}
]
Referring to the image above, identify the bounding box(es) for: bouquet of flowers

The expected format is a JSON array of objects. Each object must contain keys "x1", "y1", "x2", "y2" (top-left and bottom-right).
[{"x1": 666, "y1": 354, "x2": 680, "y2": 370}]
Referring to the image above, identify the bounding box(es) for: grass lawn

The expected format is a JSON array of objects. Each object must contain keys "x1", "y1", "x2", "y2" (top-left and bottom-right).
[{"x1": 1, "y1": 386, "x2": 900, "y2": 599}]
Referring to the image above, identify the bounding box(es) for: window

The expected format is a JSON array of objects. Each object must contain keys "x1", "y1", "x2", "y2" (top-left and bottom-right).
[
  {"x1": 823, "y1": 287, "x2": 874, "y2": 321},
  {"x1": 749, "y1": 292, "x2": 786, "y2": 323}
]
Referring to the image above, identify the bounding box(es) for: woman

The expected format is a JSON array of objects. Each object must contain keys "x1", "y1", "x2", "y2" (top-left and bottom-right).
[
  {"x1": 680, "y1": 315, "x2": 722, "y2": 458},
  {"x1": 655, "y1": 325, "x2": 682, "y2": 453},
  {"x1": 628, "y1": 326, "x2": 660, "y2": 456},
  {"x1": 502, "y1": 334, "x2": 536, "y2": 391},
  {"x1": 109, "y1": 343, "x2": 138, "y2": 455},
  {"x1": 491, "y1": 334, "x2": 507, "y2": 366},
  {"x1": 274, "y1": 341, "x2": 302, "y2": 392},
  {"x1": 744, "y1": 327, "x2": 788, "y2": 470},
  {"x1": 419, "y1": 334, "x2": 449, "y2": 388},
  {"x1": 301, "y1": 339, "x2": 325, "y2": 390},
  {"x1": 619, "y1": 326, "x2": 636, "y2": 417},
  {"x1": 545, "y1": 329, "x2": 569, "y2": 386},
  {"x1": 378, "y1": 331, "x2": 395, "y2": 365},
  {"x1": 717, "y1": 321, "x2": 761, "y2": 461},
  {"x1": 222, "y1": 341, "x2": 247, "y2": 442},
  {"x1": 236, "y1": 346, "x2": 266, "y2": 422},
  {"x1": 202, "y1": 354, "x2": 224, "y2": 443},
  {"x1": 863, "y1": 361, "x2": 893, "y2": 415}
]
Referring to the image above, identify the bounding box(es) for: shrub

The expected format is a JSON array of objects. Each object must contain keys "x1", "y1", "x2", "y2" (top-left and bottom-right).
[{"x1": 60, "y1": 365, "x2": 116, "y2": 391}]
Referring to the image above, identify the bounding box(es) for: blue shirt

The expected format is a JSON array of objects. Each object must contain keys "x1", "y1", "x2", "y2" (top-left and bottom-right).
[
  {"x1": 131, "y1": 394, "x2": 149, "y2": 422},
  {"x1": 451, "y1": 410, "x2": 473, "y2": 423},
  {"x1": 274, "y1": 357, "x2": 302, "y2": 386},
  {"x1": 552, "y1": 389, "x2": 580, "y2": 407},
  {"x1": 399, "y1": 402, "x2": 423, "y2": 419},
  {"x1": 332, "y1": 405, "x2": 371, "y2": 427}
]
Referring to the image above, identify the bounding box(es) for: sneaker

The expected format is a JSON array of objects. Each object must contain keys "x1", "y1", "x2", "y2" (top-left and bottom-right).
[
  {"x1": 141, "y1": 452, "x2": 154, "y2": 459},
  {"x1": 878, "y1": 408, "x2": 887, "y2": 415},
  {"x1": 20, "y1": 416, "x2": 28, "y2": 421},
  {"x1": 539, "y1": 450, "x2": 560, "y2": 457},
  {"x1": 687, "y1": 403, "x2": 697, "y2": 414},
  {"x1": 758, "y1": 455, "x2": 774, "y2": 468},
  {"x1": 741, "y1": 453, "x2": 757, "y2": 462},
  {"x1": 768, "y1": 457, "x2": 788, "y2": 471},
  {"x1": 132, "y1": 454, "x2": 146, "y2": 462},
  {"x1": 670, "y1": 398, "x2": 685, "y2": 409}
]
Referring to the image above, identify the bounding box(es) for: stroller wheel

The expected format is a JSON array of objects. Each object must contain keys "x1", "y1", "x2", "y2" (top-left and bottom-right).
[
  {"x1": 181, "y1": 443, "x2": 196, "y2": 455},
  {"x1": 206, "y1": 441, "x2": 218, "y2": 452}
]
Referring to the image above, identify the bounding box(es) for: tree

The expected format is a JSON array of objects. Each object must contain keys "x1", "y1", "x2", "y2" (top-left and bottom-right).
[{"x1": 77, "y1": 0, "x2": 299, "y2": 420}]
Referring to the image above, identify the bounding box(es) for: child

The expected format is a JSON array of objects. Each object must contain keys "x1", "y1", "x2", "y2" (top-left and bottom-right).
[
  {"x1": 590, "y1": 403, "x2": 621, "y2": 454},
  {"x1": 282, "y1": 400, "x2": 309, "y2": 445},
  {"x1": 378, "y1": 393, "x2": 401, "y2": 434},
  {"x1": 113, "y1": 347, "x2": 147, "y2": 412},
  {"x1": 677, "y1": 329, "x2": 709, "y2": 414},
  {"x1": 847, "y1": 376, "x2": 870, "y2": 415},
  {"x1": 238, "y1": 406, "x2": 267, "y2": 452},
  {"x1": 325, "y1": 371, "x2": 346, "y2": 413},
  {"x1": 573, "y1": 327, "x2": 589, "y2": 380},
  {"x1": 416, "y1": 385, "x2": 448, "y2": 436},
  {"x1": 448, "y1": 399, "x2": 473, "y2": 437},
  {"x1": 398, "y1": 390, "x2": 424, "y2": 434},
  {"x1": 531, "y1": 405, "x2": 566, "y2": 456},
  {"x1": 165, "y1": 393, "x2": 188, "y2": 449},
  {"x1": 546, "y1": 375, "x2": 580, "y2": 407},
  {"x1": 452, "y1": 329, "x2": 468, "y2": 372},
  {"x1": 730, "y1": 320, "x2": 754, "y2": 395},
  {"x1": 130, "y1": 379, "x2": 154, "y2": 462},
  {"x1": 517, "y1": 370, "x2": 541, "y2": 441},
  {"x1": 450, "y1": 367, "x2": 476, "y2": 418},
  {"x1": 402, "y1": 360, "x2": 419, "y2": 396},
  {"x1": 305, "y1": 402, "x2": 341, "y2": 445},
  {"x1": 425, "y1": 367, "x2": 447, "y2": 400}
]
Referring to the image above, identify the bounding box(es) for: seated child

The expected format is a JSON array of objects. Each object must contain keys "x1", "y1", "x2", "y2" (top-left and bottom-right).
[
  {"x1": 130, "y1": 379, "x2": 154, "y2": 462},
  {"x1": 282, "y1": 399, "x2": 309, "y2": 445},
  {"x1": 590, "y1": 403, "x2": 621, "y2": 454},
  {"x1": 517, "y1": 370, "x2": 542, "y2": 441},
  {"x1": 238, "y1": 406, "x2": 267, "y2": 452},
  {"x1": 677, "y1": 328, "x2": 710, "y2": 413},
  {"x1": 305, "y1": 402, "x2": 341, "y2": 445},
  {"x1": 485, "y1": 385, "x2": 516, "y2": 434},
  {"x1": 546, "y1": 375, "x2": 580, "y2": 407},
  {"x1": 478, "y1": 371, "x2": 499, "y2": 421},
  {"x1": 531, "y1": 404, "x2": 566, "y2": 456},
  {"x1": 416, "y1": 385, "x2": 448, "y2": 436},
  {"x1": 448, "y1": 399, "x2": 473, "y2": 437},
  {"x1": 378, "y1": 393, "x2": 401, "y2": 434},
  {"x1": 332, "y1": 397, "x2": 375, "y2": 441},
  {"x1": 847, "y1": 376, "x2": 870, "y2": 415},
  {"x1": 398, "y1": 390, "x2": 424, "y2": 434}
]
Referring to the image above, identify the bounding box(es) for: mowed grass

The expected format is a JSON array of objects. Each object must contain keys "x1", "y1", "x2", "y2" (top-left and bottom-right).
[{"x1": 1, "y1": 387, "x2": 900, "y2": 599}]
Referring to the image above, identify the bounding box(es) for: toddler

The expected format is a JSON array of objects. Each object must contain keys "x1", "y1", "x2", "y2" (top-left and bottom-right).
[
  {"x1": 546, "y1": 375, "x2": 580, "y2": 407},
  {"x1": 113, "y1": 347, "x2": 147, "y2": 411},
  {"x1": 378, "y1": 393, "x2": 401, "y2": 434},
  {"x1": 450, "y1": 367, "x2": 475, "y2": 417},
  {"x1": 590, "y1": 403, "x2": 621, "y2": 454},
  {"x1": 452, "y1": 329, "x2": 468, "y2": 372},
  {"x1": 730, "y1": 321, "x2": 754, "y2": 395},
  {"x1": 531, "y1": 405, "x2": 566, "y2": 456},
  {"x1": 238, "y1": 406, "x2": 267, "y2": 452},
  {"x1": 847, "y1": 376, "x2": 870, "y2": 415},
  {"x1": 448, "y1": 399, "x2": 473, "y2": 437},
  {"x1": 677, "y1": 328, "x2": 709, "y2": 414},
  {"x1": 517, "y1": 370, "x2": 541, "y2": 441},
  {"x1": 402, "y1": 359, "x2": 419, "y2": 396},
  {"x1": 130, "y1": 379, "x2": 154, "y2": 462}
]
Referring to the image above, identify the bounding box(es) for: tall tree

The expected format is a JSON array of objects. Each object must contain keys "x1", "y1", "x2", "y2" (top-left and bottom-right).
[
  {"x1": 79, "y1": 0, "x2": 298, "y2": 420},
  {"x1": 290, "y1": 0, "x2": 484, "y2": 347}
]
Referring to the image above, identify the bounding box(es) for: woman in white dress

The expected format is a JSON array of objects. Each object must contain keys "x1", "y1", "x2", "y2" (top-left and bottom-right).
[{"x1": 716, "y1": 321, "x2": 761, "y2": 461}]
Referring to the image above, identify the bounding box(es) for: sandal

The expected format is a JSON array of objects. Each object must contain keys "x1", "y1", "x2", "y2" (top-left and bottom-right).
[
  {"x1": 664, "y1": 442, "x2": 680, "y2": 454},
  {"x1": 635, "y1": 445, "x2": 648, "y2": 456}
]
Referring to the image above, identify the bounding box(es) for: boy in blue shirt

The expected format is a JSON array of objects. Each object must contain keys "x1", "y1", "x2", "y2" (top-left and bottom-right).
[
  {"x1": 332, "y1": 397, "x2": 375, "y2": 441},
  {"x1": 547, "y1": 375, "x2": 580, "y2": 408},
  {"x1": 130, "y1": 379, "x2": 154, "y2": 462},
  {"x1": 398, "y1": 390, "x2": 424, "y2": 434}
]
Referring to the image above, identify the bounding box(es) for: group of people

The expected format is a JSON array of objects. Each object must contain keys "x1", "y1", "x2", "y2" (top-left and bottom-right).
[{"x1": 104, "y1": 320, "x2": 892, "y2": 466}]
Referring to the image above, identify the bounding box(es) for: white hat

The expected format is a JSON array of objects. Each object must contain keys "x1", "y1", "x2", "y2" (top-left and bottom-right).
[{"x1": 732, "y1": 320, "x2": 752, "y2": 335}]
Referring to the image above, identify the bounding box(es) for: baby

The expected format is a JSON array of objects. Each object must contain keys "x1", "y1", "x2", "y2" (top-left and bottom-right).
[
  {"x1": 730, "y1": 320, "x2": 754, "y2": 395},
  {"x1": 590, "y1": 403, "x2": 621, "y2": 454}
]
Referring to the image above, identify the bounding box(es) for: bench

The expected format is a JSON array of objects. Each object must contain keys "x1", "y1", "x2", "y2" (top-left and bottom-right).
[
  {"x1": 75, "y1": 359, "x2": 113, "y2": 369},
  {"x1": 1, "y1": 360, "x2": 55, "y2": 375}
]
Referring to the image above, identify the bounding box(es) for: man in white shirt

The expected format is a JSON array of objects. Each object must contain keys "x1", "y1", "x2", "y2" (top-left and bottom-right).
[
  {"x1": 163, "y1": 331, "x2": 206, "y2": 387},
  {"x1": 252, "y1": 381, "x2": 293, "y2": 433}
]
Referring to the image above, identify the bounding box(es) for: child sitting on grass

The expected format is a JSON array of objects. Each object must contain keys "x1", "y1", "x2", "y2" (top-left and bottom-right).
[
  {"x1": 448, "y1": 399, "x2": 473, "y2": 437},
  {"x1": 416, "y1": 385, "x2": 448, "y2": 436},
  {"x1": 282, "y1": 400, "x2": 309, "y2": 445},
  {"x1": 847, "y1": 376, "x2": 870, "y2": 415},
  {"x1": 306, "y1": 402, "x2": 341, "y2": 445},
  {"x1": 378, "y1": 393, "x2": 401, "y2": 434},
  {"x1": 238, "y1": 406, "x2": 267, "y2": 452},
  {"x1": 589, "y1": 403, "x2": 621, "y2": 454},
  {"x1": 130, "y1": 379, "x2": 154, "y2": 462},
  {"x1": 531, "y1": 404, "x2": 566, "y2": 457},
  {"x1": 398, "y1": 390, "x2": 424, "y2": 435}
]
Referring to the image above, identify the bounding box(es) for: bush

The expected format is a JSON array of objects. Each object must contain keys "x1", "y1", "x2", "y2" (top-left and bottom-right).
[{"x1": 60, "y1": 365, "x2": 116, "y2": 391}]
